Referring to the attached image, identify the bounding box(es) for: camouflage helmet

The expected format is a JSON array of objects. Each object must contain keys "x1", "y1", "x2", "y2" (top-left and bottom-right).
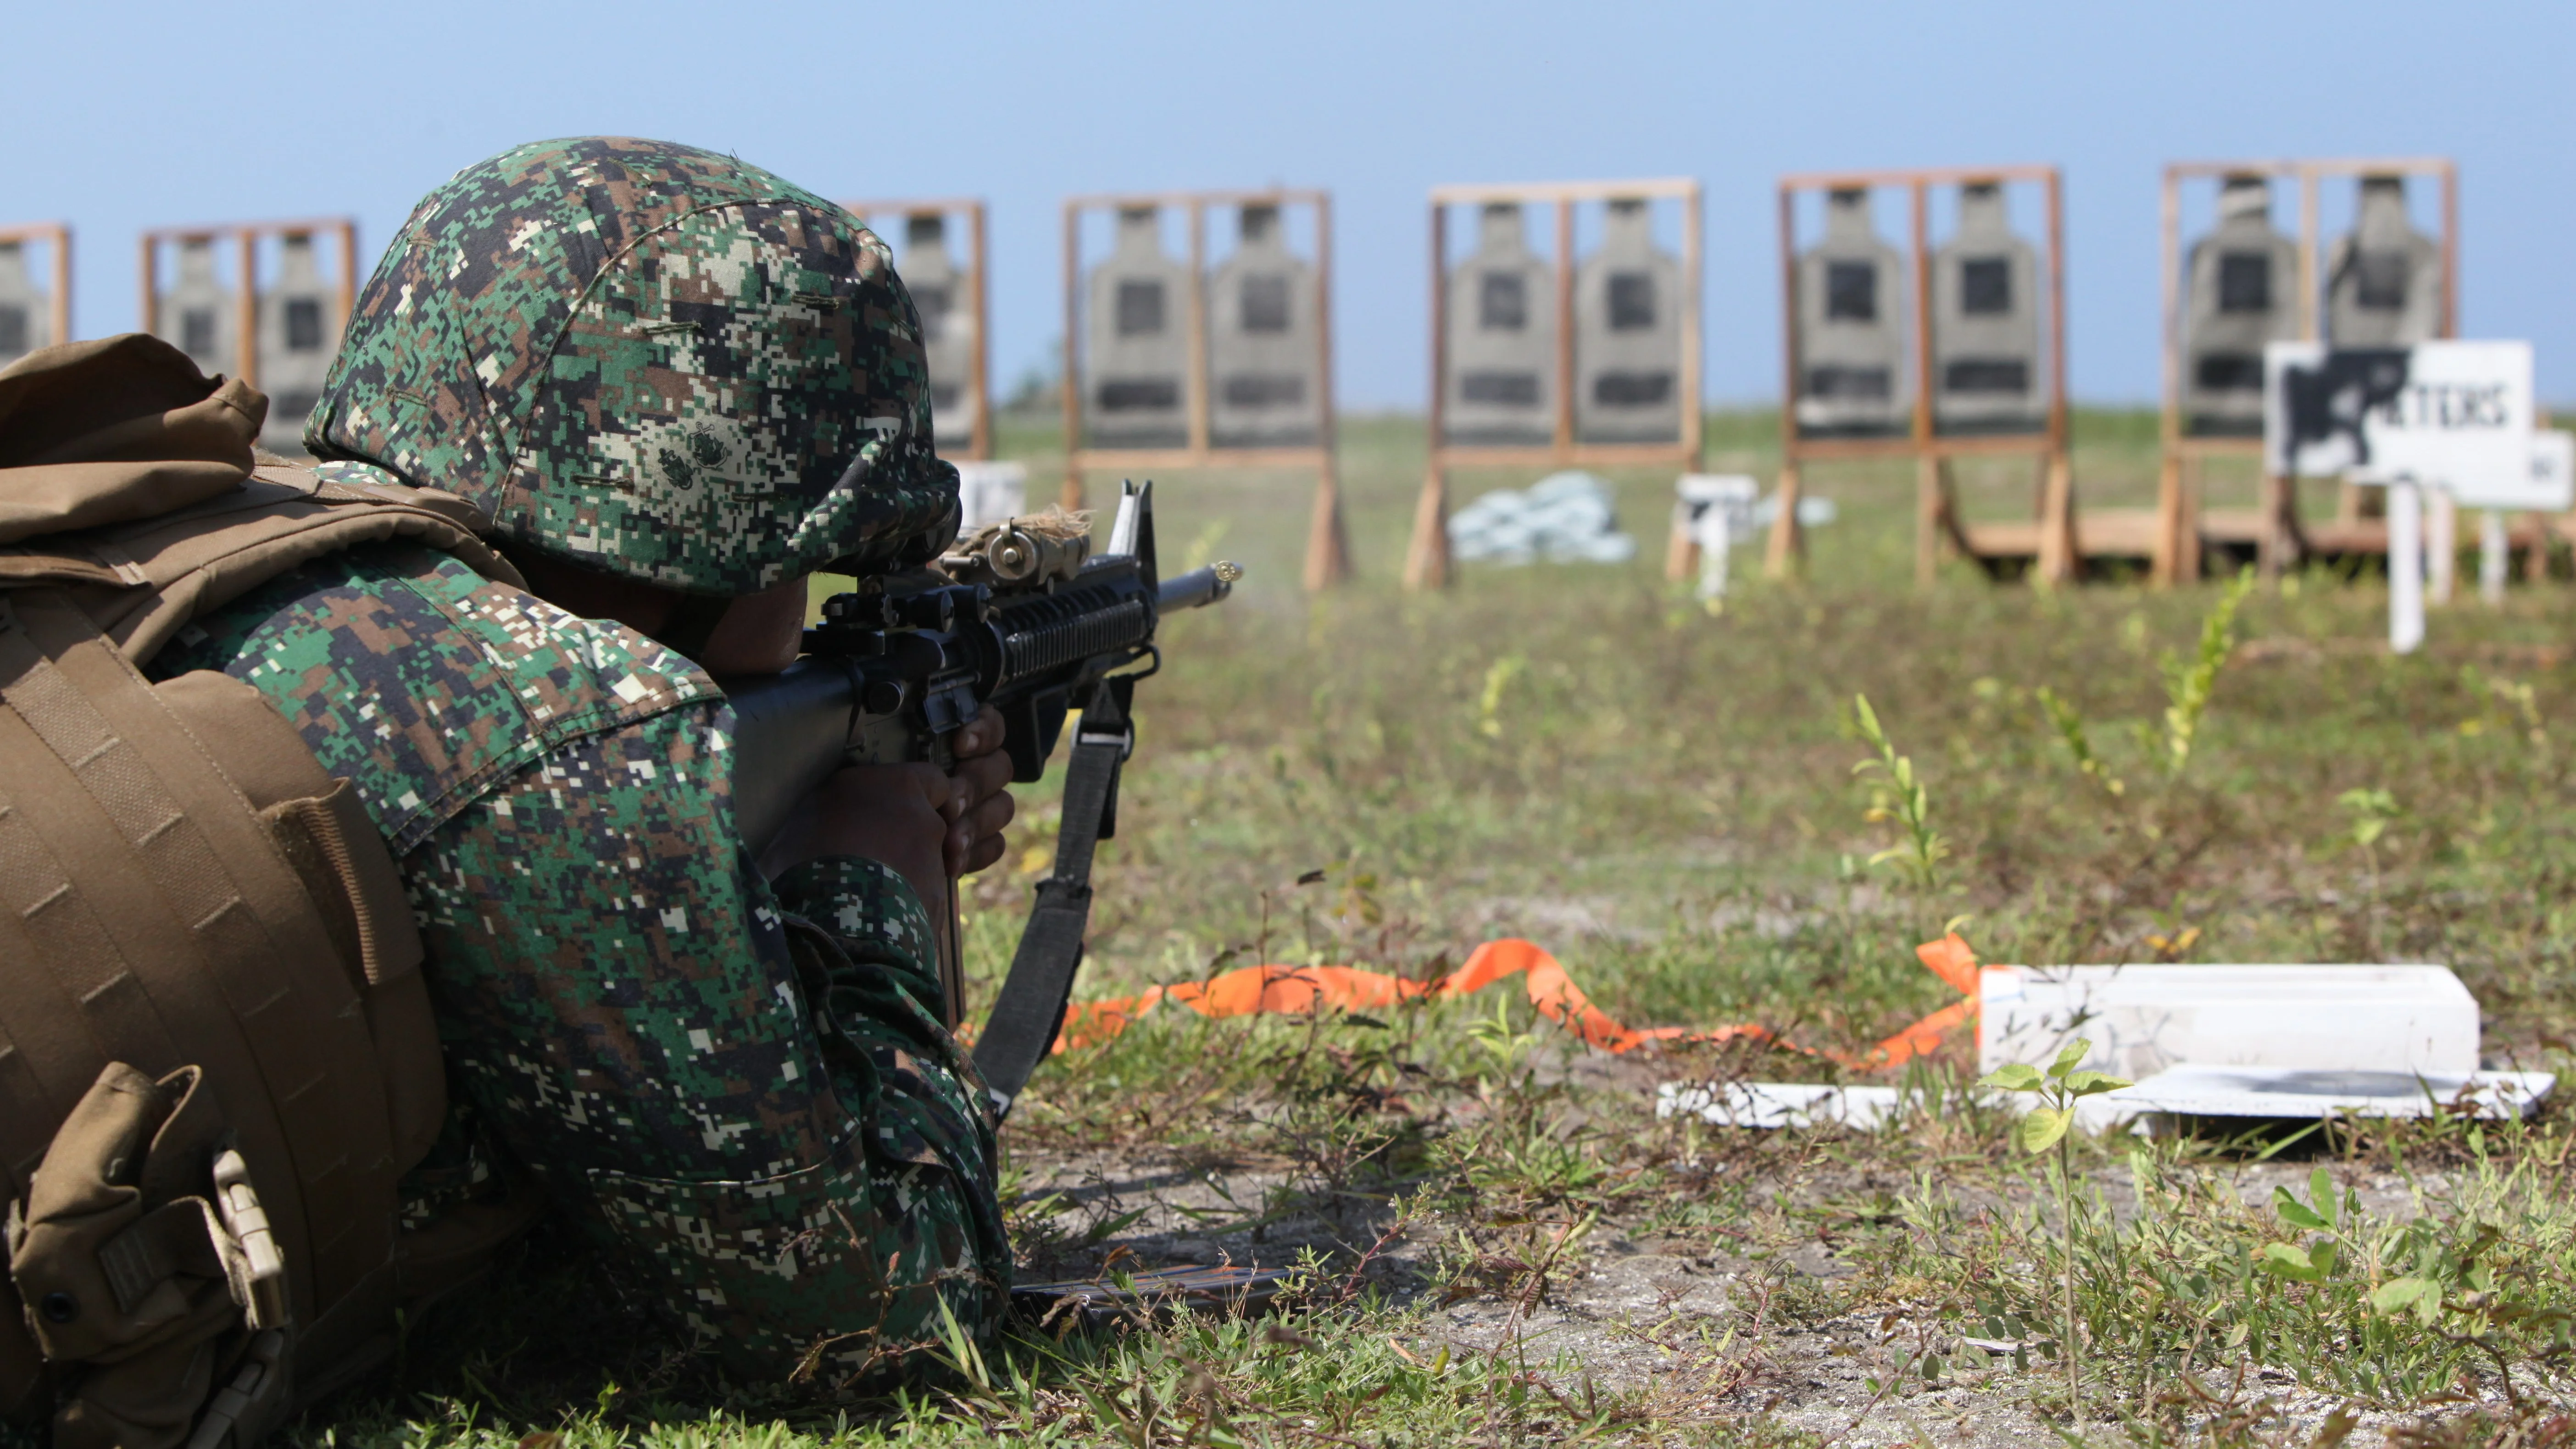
[{"x1": 306, "y1": 136, "x2": 958, "y2": 595}]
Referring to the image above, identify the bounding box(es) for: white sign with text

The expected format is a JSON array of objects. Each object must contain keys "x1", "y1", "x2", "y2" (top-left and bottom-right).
[
  {"x1": 2527, "y1": 430, "x2": 2576, "y2": 513},
  {"x1": 2265, "y1": 341, "x2": 2536, "y2": 505}
]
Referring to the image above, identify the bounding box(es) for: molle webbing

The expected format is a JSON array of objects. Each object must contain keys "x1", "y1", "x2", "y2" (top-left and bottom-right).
[
  {"x1": 0, "y1": 590, "x2": 428, "y2": 1423},
  {"x1": 0, "y1": 335, "x2": 513, "y2": 1441}
]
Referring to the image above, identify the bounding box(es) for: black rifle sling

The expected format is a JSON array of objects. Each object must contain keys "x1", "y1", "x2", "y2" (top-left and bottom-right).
[{"x1": 971, "y1": 677, "x2": 1133, "y2": 1117}]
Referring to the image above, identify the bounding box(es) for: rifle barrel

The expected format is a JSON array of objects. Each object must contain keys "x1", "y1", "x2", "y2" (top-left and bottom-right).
[{"x1": 1155, "y1": 562, "x2": 1241, "y2": 613}]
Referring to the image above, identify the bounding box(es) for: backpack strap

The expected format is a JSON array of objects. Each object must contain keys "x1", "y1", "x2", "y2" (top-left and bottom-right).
[{"x1": 2, "y1": 463, "x2": 523, "y2": 667}]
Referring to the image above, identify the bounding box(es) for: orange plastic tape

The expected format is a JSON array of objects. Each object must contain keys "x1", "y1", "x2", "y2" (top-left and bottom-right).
[{"x1": 1047, "y1": 933, "x2": 1982, "y2": 1071}]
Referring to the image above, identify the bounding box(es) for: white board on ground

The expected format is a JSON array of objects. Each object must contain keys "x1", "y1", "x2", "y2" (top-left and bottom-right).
[
  {"x1": 1979, "y1": 964, "x2": 2480, "y2": 1082},
  {"x1": 1655, "y1": 1082, "x2": 1903, "y2": 1130},
  {"x1": 2069, "y1": 1065, "x2": 2554, "y2": 1132},
  {"x1": 2264, "y1": 340, "x2": 2535, "y2": 501}
]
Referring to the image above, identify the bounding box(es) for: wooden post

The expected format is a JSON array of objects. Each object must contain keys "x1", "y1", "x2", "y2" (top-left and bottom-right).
[
  {"x1": 138, "y1": 234, "x2": 156, "y2": 342},
  {"x1": 1551, "y1": 197, "x2": 1575, "y2": 457},
  {"x1": 2039, "y1": 452, "x2": 2075, "y2": 583},
  {"x1": 1665, "y1": 494, "x2": 1700, "y2": 582},
  {"x1": 2155, "y1": 452, "x2": 2185, "y2": 587},
  {"x1": 1679, "y1": 182, "x2": 1704, "y2": 467},
  {"x1": 1406, "y1": 198, "x2": 1451, "y2": 590},
  {"x1": 2176, "y1": 455, "x2": 2205, "y2": 584},
  {"x1": 1184, "y1": 199, "x2": 1209, "y2": 458},
  {"x1": 1765, "y1": 462, "x2": 1804, "y2": 575},
  {"x1": 234, "y1": 228, "x2": 259, "y2": 388},
  {"x1": 13, "y1": 224, "x2": 77, "y2": 348},
  {"x1": 1914, "y1": 453, "x2": 1942, "y2": 589},
  {"x1": 1058, "y1": 200, "x2": 1082, "y2": 510},
  {"x1": 1304, "y1": 191, "x2": 1349, "y2": 590},
  {"x1": 1306, "y1": 456, "x2": 1350, "y2": 592},
  {"x1": 2296, "y1": 166, "x2": 2320, "y2": 344},
  {"x1": 2259, "y1": 465, "x2": 2291, "y2": 583},
  {"x1": 1768, "y1": 182, "x2": 1803, "y2": 577},
  {"x1": 1406, "y1": 464, "x2": 1452, "y2": 589},
  {"x1": 333, "y1": 220, "x2": 358, "y2": 339},
  {"x1": 969, "y1": 202, "x2": 993, "y2": 461},
  {"x1": 2439, "y1": 161, "x2": 2459, "y2": 339},
  {"x1": 1907, "y1": 181, "x2": 1936, "y2": 587},
  {"x1": 2153, "y1": 166, "x2": 2183, "y2": 586},
  {"x1": 2040, "y1": 169, "x2": 2075, "y2": 584}
]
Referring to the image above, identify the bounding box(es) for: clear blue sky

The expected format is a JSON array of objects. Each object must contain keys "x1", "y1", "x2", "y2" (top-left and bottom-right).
[{"x1": 9, "y1": 0, "x2": 2567, "y2": 406}]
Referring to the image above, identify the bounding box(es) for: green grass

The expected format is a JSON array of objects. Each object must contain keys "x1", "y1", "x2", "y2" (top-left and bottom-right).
[{"x1": 290, "y1": 410, "x2": 2576, "y2": 1447}]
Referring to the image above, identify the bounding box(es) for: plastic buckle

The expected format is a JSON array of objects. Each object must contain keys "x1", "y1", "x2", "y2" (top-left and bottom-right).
[
  {"x1": 211, "y1": 1150, "x2": 287, "y2": 1330},
  {"x1": 181, "y1": 1327, "x2": 289, "y2": 1449}
]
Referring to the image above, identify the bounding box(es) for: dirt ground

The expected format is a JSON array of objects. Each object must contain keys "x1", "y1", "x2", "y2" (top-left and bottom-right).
[{"x1": 1012, "y1": 1133, "x2": 2518, "y2": 1446}]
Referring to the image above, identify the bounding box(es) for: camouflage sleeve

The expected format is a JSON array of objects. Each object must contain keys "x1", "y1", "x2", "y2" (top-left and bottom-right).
[{"x1": 405, "y1": 706, "x2": 1010, "y2": 1384}]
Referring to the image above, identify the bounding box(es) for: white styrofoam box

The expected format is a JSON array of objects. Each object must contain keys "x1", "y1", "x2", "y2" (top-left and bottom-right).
[
  {"x1": 1676, "y1": 473, "x2": 1761, "y2": 548},
  {"x1": 1980, "y1": 964, "x2": 2479, "y2": 1083},
  {"x1": 2072, "y1": 1065, "x2": 2553, "y2": 1131},
  {"x1": 1655, "y1": 1082, "x2": 1903, "y2": 1131},
  {"x1": 952, "y1": 460, "x2": 1029, "y2": 535}
]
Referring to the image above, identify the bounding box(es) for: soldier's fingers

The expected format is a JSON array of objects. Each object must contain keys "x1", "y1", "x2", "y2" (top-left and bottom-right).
[
  {"x1": 951, "y1": 704, "x2": 1007, "y2": 761},
  {"x1": 846, "y1": 761, "x2": 957, "y2": 822},
  {"x1": 818, "y1": 762, "x2": 951, "y2": 815},
  {"x1": 950, "y1": 750, "x2": 1013, "y2": 809},
  {"x1": 944, "y1": 792, "x2": 1014, "y2": 876},
  {"x1": 960, "y1": 831, "x2": 1008, "y2": 876},
  {"x1": 967, "y1": 789, "x2": 1014, "y2": 839}
]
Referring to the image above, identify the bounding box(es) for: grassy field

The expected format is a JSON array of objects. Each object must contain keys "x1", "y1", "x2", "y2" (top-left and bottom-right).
[{"x1": 302, "y1": 411, "x2": 2576, "y2": 1447}]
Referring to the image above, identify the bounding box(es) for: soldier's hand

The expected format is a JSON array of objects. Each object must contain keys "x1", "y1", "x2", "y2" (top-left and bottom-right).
[
  {"x1": 944, "y1": 704, "x2": 1015, "y2": 877},
  {"x1": 760, "y1": 762, "x2": 954, "y2": 912}
]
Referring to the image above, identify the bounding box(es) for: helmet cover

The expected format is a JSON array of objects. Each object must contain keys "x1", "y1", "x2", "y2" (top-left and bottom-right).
[{"x1": 306, "y1": 136, "x2": 958, "y2": 594}]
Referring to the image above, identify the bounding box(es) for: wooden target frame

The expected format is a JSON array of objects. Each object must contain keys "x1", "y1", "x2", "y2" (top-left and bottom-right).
[
  {"x1": 1060, "y1": 188, "x2": 1346, "y2": 591},
  {"x1": 1408, "y1": 178, "x2": 1704, "y2": 589},
  {"x1": 2155, "y1": 156, "x2": 2460, "y2": 584},
  {"x1": 0, "y1": 222, "x2": 74, "y2": 352},
  {"x1": 1764, "y1": 165, "x2": 2090, "y2": 588},
  {"x1": 139, "y1": 217, "x2": 358, "y2": 390},
  {"x1": 842, "y1": 197, "x2": 992, "y2": 461}
]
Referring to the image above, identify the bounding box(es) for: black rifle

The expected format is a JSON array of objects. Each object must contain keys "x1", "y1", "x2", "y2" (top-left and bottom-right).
[{"x1": 722, "y1": 481, "x2": 1237, "y2": 1114}]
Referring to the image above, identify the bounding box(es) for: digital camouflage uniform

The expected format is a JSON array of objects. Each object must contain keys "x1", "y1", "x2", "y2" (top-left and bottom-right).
[{"x1": 136, "y1": 138, "x2": 1008, "y2": 1383}]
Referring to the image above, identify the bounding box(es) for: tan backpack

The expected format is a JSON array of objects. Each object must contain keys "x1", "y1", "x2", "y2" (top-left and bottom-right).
[{"x1": 0, "y1": 335, "x2": 540, "y2": 1449}]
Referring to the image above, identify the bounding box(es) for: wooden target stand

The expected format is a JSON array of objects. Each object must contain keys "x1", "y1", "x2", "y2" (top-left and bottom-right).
[
  {"x1": 139, "y1": 217, "x2": 358, "y2": 391},
  {"x1": 843, "y1": 197, "x2": 993, "y2": 461},
  {"x1": 0, "y1": 222, "x2": 74, "y2": 350},
  {"x1": 1764, "y1": 165, "x2": 2103, "y2": 588},
  {"x1": 2155, "y1": 157, "x2": 2462, "y2": 585},
  {"x1": 1407, "y1": 178, "x2": 1704, "y2": 589},
  {"x1": 1059, "y1": 188, "x2": 1347, "y2": 591}
]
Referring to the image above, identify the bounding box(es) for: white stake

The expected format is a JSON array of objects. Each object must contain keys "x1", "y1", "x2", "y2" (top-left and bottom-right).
[
  {"x1": 2389, "y1": 480, "x2": 2426, "y2": 655},
  {"x1": 2480, "y1": 509, "x2": 2510, "y2": 606},
  {"x1": 2427, "y1": 490, "x2": 2456, "y2": 605},
  {"x1": 1697, "y1": 511, "x2": 1732, "y2": 600}
]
